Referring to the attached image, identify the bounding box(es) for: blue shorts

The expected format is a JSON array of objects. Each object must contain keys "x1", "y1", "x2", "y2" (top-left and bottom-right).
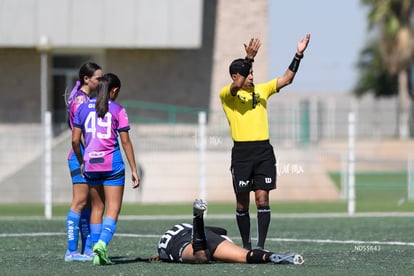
[
  {"x1": 84, "y1": 162, "x2": 125, "y2": 186},
  {"x1": 68, "y1": 151, "x2": 87, "y2": 184}
]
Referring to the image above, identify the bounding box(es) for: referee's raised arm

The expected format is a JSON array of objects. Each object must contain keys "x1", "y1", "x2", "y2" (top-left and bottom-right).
[{"x1": 276, "y1": 33, "x2": 311, "y2": 91}]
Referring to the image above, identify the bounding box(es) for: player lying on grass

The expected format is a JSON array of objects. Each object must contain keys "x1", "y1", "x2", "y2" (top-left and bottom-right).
[{"x1": 141, "y1": 199, "x2": 304, "y2": 265}]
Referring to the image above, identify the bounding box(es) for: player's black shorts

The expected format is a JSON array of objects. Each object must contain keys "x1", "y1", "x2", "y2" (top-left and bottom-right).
[
  {"x1": 231, "y1": 140, "x2": 277, "y2": 193},
  {"x1": 157, "y1": 223, "x2": 226, "y2": 262}
]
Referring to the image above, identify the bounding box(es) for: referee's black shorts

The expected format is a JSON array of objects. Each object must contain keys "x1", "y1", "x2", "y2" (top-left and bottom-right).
[{"x1": 231, "y1": 140, "x2": 277, "y2": 193}]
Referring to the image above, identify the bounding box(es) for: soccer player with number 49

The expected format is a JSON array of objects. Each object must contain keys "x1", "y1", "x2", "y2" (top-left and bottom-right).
[{"x1": 72, "y1": 73, "x2": 140, "y2": 265}]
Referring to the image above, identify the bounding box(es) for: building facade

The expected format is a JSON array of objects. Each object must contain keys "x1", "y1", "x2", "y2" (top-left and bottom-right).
[
  {"x1": 0, "y1": 0, "x2": 208, "y2": 126},
  {"x1": 0, "y1": 0, "x2": 273, "y2": 204}
]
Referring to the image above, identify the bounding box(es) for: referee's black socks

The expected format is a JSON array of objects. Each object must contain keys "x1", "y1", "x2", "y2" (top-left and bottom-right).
[
  {"x1": 236, "y1": 209, "x2": 251, "y2": 250},
  {"x1": 257, "y1": 206, "x2": 271, "y2": 249}
]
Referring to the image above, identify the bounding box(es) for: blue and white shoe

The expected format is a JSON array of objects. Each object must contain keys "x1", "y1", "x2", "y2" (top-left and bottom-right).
[
  {"x1": 269, "y1": 253, "x2": 304, "y2": 265},
  {"x1": 64, "y1": 250, "x2": 93, "y2": 262},
  {"x1": 82, "y1": 251, "x2": 94, "y2": 262}
]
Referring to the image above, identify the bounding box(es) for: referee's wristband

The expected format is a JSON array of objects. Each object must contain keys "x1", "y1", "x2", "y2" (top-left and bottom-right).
[
  {"x1": 288, "y1": 53, "x2": 303, "y2": 72},
  {"x1": 244, "y1": 56, "x2": 254, "y2": 63},
  {"x1": 295, "y1": 53, "x2": 304, "y2": 59}
]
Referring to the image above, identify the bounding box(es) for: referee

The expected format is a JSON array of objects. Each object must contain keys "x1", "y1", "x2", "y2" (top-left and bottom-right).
[{"x1": 219, "y1": 34, "x2": 310, "y2": 250}]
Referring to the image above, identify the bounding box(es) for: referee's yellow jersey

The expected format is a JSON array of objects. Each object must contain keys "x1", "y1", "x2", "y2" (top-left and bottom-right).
[{"x1": 219, "y1": 78, "x2": 278, "y2": 142}]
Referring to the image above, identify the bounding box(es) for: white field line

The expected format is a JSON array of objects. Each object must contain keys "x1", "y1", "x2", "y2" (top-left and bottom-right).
[
  {"x1": 1, "y1": 232, "x2": 414, "y2": 247},
  {"x1": 1, "y1": 212, "x2": 413, "y2": 221}
]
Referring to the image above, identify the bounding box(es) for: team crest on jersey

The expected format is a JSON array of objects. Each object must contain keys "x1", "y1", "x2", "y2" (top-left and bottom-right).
[
  {"x1": 75, "y1": 96, "x2": 84, "y2": 104},
  {"x1": 237, "y1": 92, "x2": 260, "y2": 106}
]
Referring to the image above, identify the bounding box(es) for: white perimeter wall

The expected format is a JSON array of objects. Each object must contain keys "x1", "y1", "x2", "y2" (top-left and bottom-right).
[{"x1": 0, "y1": 0, "x2": 203, "y2": 48}]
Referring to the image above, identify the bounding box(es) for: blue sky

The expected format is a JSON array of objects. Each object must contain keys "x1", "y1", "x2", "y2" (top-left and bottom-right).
[{"x1": 269, "y1": 0, "x2": 368, "y2": 93}]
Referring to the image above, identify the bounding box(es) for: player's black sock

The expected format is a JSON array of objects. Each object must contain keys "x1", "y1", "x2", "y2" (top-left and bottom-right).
[
  {"x1": 236, "y1": 209, "x2": 251, "y2": 250},
  {"x1": 246, "y1": 249, "x2": 272, "y2": 263},
  {"x1": 257, "y1": 205, "x2": 270, "y2": 249},
  {"x1": 192, "y1": 213, "x2": 207, "y2": 252}
]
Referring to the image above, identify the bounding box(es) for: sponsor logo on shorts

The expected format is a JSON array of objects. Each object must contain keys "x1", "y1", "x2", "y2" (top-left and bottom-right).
[
  {"x1": 239, "y1": 180, "x2": 250, "y2": 187},
  {"x1": 265, "y1": 177, "x2": 272, "y2": 184}
]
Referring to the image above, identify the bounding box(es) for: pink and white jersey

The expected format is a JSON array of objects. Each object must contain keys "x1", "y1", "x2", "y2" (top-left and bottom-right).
[
  {"x1": 73, "y1": 98, "x2": 131, "y2": 172},
  {"x1": 68, "y1": 90, "x2": 89, "y2": 130},
  {"x1": 67, "y1": 90, "x2": 89, "y2": 159}
]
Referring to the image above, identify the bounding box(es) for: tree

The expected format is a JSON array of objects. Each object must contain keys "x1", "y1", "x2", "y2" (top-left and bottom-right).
[
  {"x1": 358, "y1": 0, "x2": 414, "y2": 138},
  {"x1": 354, "y1": 40, "x2": 398, "y2": 98}
]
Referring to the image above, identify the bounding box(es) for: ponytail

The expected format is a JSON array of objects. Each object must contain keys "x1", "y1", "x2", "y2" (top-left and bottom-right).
[
  {"x1": 67, "y1": 80, "x2": 81, "y2": 106},
  {"x1": 95, "y1": 73, "x2": 121, "y2": 118},
  {"x1": 95, "y1": 77, "x2": 110, "y2": 118}
]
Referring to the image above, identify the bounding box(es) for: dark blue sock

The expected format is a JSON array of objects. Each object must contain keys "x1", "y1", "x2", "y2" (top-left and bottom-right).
[{"x1": 80, "y1": 207, "x2": 91, "y2": 254}]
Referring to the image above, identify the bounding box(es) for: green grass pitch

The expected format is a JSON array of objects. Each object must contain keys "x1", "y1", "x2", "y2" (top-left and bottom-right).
[
  {"x1": 1, "y1": 170, "x2": 413, "y2": 275},
  {"x1": 1, "y1": 214, "x2": 413, "y2": 276}
]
